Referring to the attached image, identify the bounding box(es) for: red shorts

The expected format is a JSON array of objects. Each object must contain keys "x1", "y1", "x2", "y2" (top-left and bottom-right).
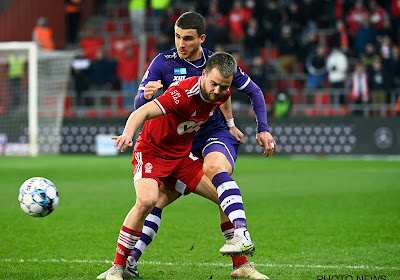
[{"x1": 131, "y1": 149, "x2": 203, "y2": 194}]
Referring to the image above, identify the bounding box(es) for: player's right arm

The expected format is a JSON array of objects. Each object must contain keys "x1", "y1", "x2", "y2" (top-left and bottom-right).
[
  {"x1": 113, "y1": 101, "x2": 163, "y2": 152},
  {"x1": 134, "y1": 54, "x2": 165, "y2": 109}
]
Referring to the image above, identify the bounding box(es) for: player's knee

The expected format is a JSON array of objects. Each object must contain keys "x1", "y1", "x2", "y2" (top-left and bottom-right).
[
  {"x1": 136, "y1": 196, "x2": 157, "y2": 216},
  {"x1": 203, "y1": 162, "x2": 224, "y2": 179}
]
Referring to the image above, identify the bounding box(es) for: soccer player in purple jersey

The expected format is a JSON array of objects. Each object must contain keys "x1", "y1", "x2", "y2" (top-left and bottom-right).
[{"x1": 98, "y1": 12, "x2": 276, "y2": 280}]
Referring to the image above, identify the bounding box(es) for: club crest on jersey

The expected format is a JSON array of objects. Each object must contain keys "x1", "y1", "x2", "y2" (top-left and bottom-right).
[
  {"x1": 174, "y1": 68, "x2": 187, "y2": 75},
  {"x1": 144, "y1": 162, "x2": 153, "y2": 173}
]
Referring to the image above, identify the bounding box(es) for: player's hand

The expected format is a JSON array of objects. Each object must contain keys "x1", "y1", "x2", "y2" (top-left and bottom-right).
[
  {"x1": 256, "y1": 131, "x2": 277, "y2": 157},
  {"x1": 144, "y1": 80, "x2": 163, "y2": 100},
  {"x1": 229, "y1": 126, "x2": 244, "y2": 144},
  {"x1": 111, "y1": 135, "x2": 133, "y2": 152}
]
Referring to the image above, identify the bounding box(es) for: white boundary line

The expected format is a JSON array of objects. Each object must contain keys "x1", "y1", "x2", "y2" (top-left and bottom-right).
[{"x1": 1, "y1": 259, "x2": 399, "y2": 271}]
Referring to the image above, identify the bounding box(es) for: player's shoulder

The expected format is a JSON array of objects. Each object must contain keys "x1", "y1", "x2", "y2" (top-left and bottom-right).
[
  {"x1": 202, "y1": 48, "x2": 214, "y2": 58},
  {"x1": 168, "y1": 76, "x2": 200, "y2": 99},
  {"x1": 169, "y1": 76, "x2": 199, "y2": 91}
]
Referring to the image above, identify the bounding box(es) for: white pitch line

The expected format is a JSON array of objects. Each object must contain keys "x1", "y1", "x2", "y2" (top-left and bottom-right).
[{"x1": 1, "y1": 259, "x2": 399, "y2": 271}]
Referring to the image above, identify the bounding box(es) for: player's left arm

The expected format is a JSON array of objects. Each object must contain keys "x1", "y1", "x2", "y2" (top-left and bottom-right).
[
  {"x1": 233, "y1": 73, "x2": 277, "y2": 157},
  {"x1": 220, "y1": 96, "x2": 244, "y2": 143},
  {"x1": 112, "y1": 101, "x2": 163, "y2": 152}
]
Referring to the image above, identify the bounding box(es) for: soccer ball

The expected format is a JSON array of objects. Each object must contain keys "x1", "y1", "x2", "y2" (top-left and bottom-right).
[{"x1": 18, "y1": 177, "x2": 59, "y2": 217}]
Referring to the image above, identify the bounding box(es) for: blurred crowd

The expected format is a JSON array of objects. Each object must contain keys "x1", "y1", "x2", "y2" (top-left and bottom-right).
[{"x1": 65, "y1": 0, "x2": 400, "y2": 113}]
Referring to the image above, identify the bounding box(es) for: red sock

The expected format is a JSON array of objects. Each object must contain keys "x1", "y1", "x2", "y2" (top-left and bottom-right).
[
  {"x1": 220, "y1": 222, "x2": 248, "y2": 268},
  {"x1": 114, "y1": 225, "x2": 141, "y2": 267}
]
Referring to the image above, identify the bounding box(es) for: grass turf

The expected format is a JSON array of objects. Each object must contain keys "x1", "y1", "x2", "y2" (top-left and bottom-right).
[{"x1": 0, "y1": 155, "x2": 399, "y2": 280}]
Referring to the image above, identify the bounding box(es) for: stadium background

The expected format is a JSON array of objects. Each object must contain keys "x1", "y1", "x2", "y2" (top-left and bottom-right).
[
  {"x1": 0, "y1": 0, "x2": 399, "y2": 156},
  {"x1": 0, "y1": 1, "x2": 399, "y2": 280}
]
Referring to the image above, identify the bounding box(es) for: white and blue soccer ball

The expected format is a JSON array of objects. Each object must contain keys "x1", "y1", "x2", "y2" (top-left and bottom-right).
[{"x1": 18, "y1": 177, "x2": 59, "y2": 217}]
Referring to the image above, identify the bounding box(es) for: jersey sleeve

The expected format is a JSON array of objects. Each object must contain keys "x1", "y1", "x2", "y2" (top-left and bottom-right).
[
  {"x1": 134, "y1": 54, "x2": 165, "y2": 109},
  {"x1": 232, "y1": 67, "x2": 270, "y2": 133}
]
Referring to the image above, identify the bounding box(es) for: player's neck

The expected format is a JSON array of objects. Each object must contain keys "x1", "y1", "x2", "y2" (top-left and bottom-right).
[{"x1": 185, "y1": 48, "x2": 203, "y2": 62}]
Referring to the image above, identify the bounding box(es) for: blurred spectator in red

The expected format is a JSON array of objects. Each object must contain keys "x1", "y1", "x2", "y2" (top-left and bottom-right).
[
  {"x1": 329, "y1": 20, "x2": 350, "y2": 54},
  {"x1": 278, "y1": 25, "x2": 299, "y2": 74},
  {"x1": 231, "y1": 51, "x2": 249, "y2": 74},
  {"x1": 332, "y1": 0, "x2": 351, "y2": 22},
  {"x1": 346, "y1": 0, "x2": 369, "y2": 36},
  {"x1": 109, "y1": 30, "x2": 136, "y2": 61},
  {"x1": 65, "y1": 0, "x2": 84, "y2": 44},
  {"x1": 228, "y1": 0, "x2": 250, "y2": 44},
  {"x1": 117, "y1": 46, "x2": 140, "y2": 110},
  {"x1": 88, "y1": 48, "x2": 115, "y2": 90},
  {"x1": 79, "y1": 27, "x2": 104, "y2": 60},
  {"x1": 354, "y1": 15, "x2": 377, "y2": 55},
  {"x1": 243, "y1": 0, "x2": 255, "y2": 15},
  {"x1": 350, "y1": 63, "x2": 369, "y2": 113},
  {"x1": 305, "y1": 45, "x2": 327, "y2": 89},
  {"x1": 32, "y1": 17, "x2": 55, "y2": 50},
  {"x1": 204, "y1": 2, "x2": 229, "y2": 49},
  {"x1": 244, "y1": 17, "x2": 264, "y2": 59},
  {"x1": 369, "y1": 0, "x2": 388, "y2": 30}
]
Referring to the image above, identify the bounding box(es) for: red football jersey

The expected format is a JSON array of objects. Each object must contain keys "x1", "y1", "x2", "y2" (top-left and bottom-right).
[{"x1": 134, "y1": 76, "x2": 231, "y2": 158}]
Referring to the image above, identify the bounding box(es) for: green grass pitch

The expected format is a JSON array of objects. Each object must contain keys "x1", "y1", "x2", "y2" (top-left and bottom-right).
[{"x1": 0, "y1": 155, "x2": 399, "y2": 280}]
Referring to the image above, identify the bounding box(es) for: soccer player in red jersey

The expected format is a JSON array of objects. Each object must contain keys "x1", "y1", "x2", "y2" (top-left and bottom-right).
[
  {"x1": 98, "y1": 12, "x2": 272, "y2": 280},
  {"x1": 105, "y1": 52, "x2": 254, "y2": 280}
]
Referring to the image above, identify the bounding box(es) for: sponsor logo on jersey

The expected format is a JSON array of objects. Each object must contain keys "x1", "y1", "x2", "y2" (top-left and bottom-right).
[
  {"x1": 170, "y1": 90, "x2": 181, "y2": 104},
  {"x1": 164, "y1": 52, "x2": 178, "y2": 59},
  {"x1": 177, "y1": 120, "x2": 207, "y2": 135},
  {"x1": 173, "y1": 75, "x2": 186, "y2": 82},
  {"x1": 144, "y1": 162, "x2": 153, "y2": 173},
  {"x1": 174, "y1": 68, "x2": 187, "y2": 75}
]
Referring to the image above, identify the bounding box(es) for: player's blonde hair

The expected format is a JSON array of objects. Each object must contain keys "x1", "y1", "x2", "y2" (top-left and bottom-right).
[{"x1": 206, "y1": 52, "x2": 237, "y2": 78}]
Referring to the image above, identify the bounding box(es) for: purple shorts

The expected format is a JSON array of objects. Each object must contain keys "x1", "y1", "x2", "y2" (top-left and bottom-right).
[{"x1": 191, "y1": 129, "x2": 240, "y2": 172}]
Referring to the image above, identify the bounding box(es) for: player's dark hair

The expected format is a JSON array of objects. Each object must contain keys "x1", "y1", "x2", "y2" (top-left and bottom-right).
[
  {"x1": 175, "y1": 12, "x2": 205, "y2": 37},
  {"x1": 206, "y1": 52, "x2": 237, "y2": 78}
]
